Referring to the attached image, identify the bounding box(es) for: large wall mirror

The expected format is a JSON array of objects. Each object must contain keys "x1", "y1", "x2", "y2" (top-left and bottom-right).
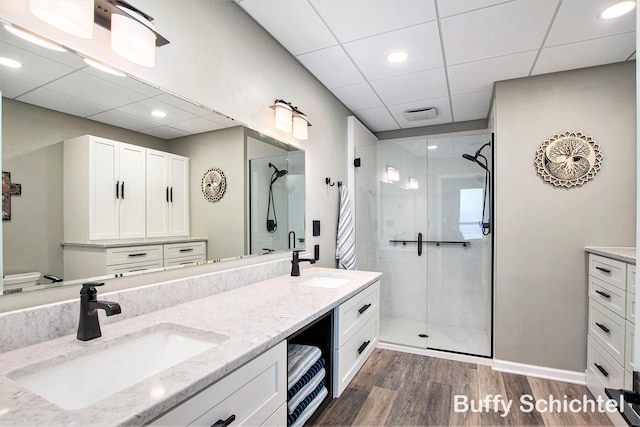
[{"x1": 0, "y1": 21, "x2": 305, "y2": 299}]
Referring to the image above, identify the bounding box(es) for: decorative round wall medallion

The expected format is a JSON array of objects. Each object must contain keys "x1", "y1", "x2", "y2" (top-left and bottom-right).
[
  {"x1": 201, "y1": 168, "x2": 227, "y2": 202},
  {"x1": 534, "y1": 131, "x2": 602, "y2": 188}
]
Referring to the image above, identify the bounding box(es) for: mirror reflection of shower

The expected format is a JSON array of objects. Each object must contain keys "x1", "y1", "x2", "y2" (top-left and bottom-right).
[
  {"x1": 267, "y1": 163, "x2": 288, "y2": 233},
  {"x1": 461, "y1": 141, "x2": 491, "y2": 235}
]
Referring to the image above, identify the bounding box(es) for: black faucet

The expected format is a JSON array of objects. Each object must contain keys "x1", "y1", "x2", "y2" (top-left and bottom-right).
[
  {"x1": 291, "y1": 250, "x2": 315, "y2": 276},
  {"x1": 77, "y1": 282, "x2": 121, "y2": 341}
]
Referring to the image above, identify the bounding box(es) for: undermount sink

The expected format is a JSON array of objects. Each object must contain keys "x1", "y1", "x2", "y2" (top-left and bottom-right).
[
  {"x1": 9, "y1": 324, "x2": 229, "y2": 410},
  {"x1": 296, "y1": 273, "x2": 352, "y2": 288}
]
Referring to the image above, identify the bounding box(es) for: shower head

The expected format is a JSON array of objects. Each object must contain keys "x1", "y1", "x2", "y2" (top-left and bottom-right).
[
  {"x1": 269, "y1": 163, "x2": 288, "y2": 184},
  {"x1": 461, "y1": 143, "x2": 490, "y2": 171},
  {"x1": 462, "y1": 153, "x2": 476, "y2": 162}
]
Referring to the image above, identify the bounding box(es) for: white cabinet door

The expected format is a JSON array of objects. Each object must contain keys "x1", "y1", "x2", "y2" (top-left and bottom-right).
[
  {"x1": 146, "y1": 150, "x2": 189, "y2": 238},
  {"x1": 168, "y1": 155, "x2": 189, "y2": 236},
  {"x1": 89, "y1": 137, "x2": 119, "y2": 240},
  {"x1": 118, "y1": 143, "x2": 146, "y2": 239},
  {"x1": 146, "y1": 150, "x2": 171, "y2": 238}
]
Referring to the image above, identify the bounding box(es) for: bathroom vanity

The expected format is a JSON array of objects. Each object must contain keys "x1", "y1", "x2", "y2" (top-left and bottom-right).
[{"x1": 0, "y1": 266, "x2": 381, "y2": 425}]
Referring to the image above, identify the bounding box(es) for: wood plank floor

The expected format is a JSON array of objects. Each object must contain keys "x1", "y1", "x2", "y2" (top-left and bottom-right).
[{"x1": 311, "y1": 349, "x2": 614, "y2": 426}]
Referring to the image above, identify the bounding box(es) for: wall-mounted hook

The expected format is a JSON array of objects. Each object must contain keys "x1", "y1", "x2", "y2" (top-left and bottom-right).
[{"x1": 325, "y1": 177, "x2": 335, "y2": 187}]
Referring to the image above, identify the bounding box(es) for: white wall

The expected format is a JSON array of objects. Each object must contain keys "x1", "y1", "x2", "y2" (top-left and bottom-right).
[
  {"x1": 494, "y1": 62, "x2": 636, "y2": 372},
  {"x1": 0, "y1": 0, "x2": 352, "y2": 267}
]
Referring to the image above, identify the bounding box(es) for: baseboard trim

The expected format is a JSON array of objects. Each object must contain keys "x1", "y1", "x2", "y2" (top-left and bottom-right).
[
  {"x1": 377, "y1": 342, "x2": 492, "y2": 366},
  {"x1": 493, "y1": 359, "x2": 586, "y2": 385}
]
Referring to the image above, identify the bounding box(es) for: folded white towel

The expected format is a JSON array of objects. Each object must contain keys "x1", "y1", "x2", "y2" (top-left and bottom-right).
[{"x1": 287, "y1": 344, "x2": 321, "y2": 389}]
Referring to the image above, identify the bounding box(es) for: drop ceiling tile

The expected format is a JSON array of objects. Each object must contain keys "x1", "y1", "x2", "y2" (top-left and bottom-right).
[
  {"x1": 331, "y1": 83, "x2": 383, "y2": 111},
  {"x1": 17, "y1": 87, "x2": 108, "y2": 117},
  {"x1": 343, "y1": 22, "x2": 443, "y2": 81},
  {"x1": 117, "y1": 99, "x2": 198, "y2": 125},
  {"x1": 139, "y1": 126, "x2": 192, "y2": 140},
  {"x1": 0, "y1": 41, "x2": 75, "y2": 86},
  {"x1": 88, "y1": 110, "x2": 159, "y2": 131},
  {"x1": 436, "y1": 0, "x2": 513, "y2": 18},
  {"x1": 371, "y1": 68, "x2": 448, "y2": 106},
  {"x1": 545, "y1": 0, "x2": 636, "y2": 47},
  {"x1": 204, "y1": 112, "x2": 240, "y2": 128},
  {"x1": 45, "y1": 71, "x2": 148, "y2": 109},
  {"x1": 310, "y1": 0, "x2": 436, "y2": 42},
  {"x1": 353, "y1": 107, "x2": 399, "y2": 132},
  {"x1": 154, "y1": 93, "x2": 214, "y2": 116},
  {"x1": 448, "y1": 51, "x2": 537, "y2": 95},
  {"x1": 1, "y1": 29, "x2": 86, "y2": 69},
  {"x1": 0, "y1": 74, "x2": 37, "y2": 98},
  {"x1": 296, "y1": 45, "x2": 365, "y2": 89},
  {"x1": 168, "y1": 117, "x2": 226, "y2": 134},
  {"x1": 441, "y1": 0, "x2": 559, "y2": 65},
  {"x1": 82, "y1": 69, "x2": 164, "y2": 98},
  {"x1": 237, "y1": 0, "x2": 337, "y2": 55},
  {"x1": 532, "y1": 32, "x2": 635, "y2": 76},
  {"x1": 455, "y1": 112, "x2": 489, "y2": 122},
  {"x1": 388, "y1": 97, "x2": 452, "y2": 128},
  {"x1": 451, "y1": 91, "x2": 492, "y2": 118}
]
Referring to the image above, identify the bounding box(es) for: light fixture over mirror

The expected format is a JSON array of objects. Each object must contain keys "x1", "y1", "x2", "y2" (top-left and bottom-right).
[
  {"x1": 271, "y1": 99, "x2": 311, "y2": 140},
  {"x1": 111, "y1": 5, "x2": 156, "y2": 67},
  {"x1": 29, "y1": 0, "x2": 94, "y2": 39}
]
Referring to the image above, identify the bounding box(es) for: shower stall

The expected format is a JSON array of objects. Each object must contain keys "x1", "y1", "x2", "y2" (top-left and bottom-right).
[{"x1": 355, "y1": 131, "x2": 492, "y2": 357}]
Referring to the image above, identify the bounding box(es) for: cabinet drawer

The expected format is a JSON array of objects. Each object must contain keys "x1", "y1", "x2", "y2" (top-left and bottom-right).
[
  {"x1": 587, "y1": 336, "x2": 624, "y2": 389},
  {"x1": 625, "y1": 320, "x2": 635, "y2": 373},
  {"x1": 628, "y1": 265, "x2": 636, "y2": 295},
  {"x1": 164, "y1": 255, "x2": 206, "y2": 268},
  {"x1": 165, "y1": 241, "x2": 206, "y2": 259},
  {"x1": 262, "y1": 403, "x2": 287, "y2": 427},
  {"x1": 589, "y1": 254, "x2": 627, "y2": 290},
  {"x1": 334, "y1": 313, "x2": 379, "y2": 397},
  {"x1": 335, "y1": 282, "x2": 380, "y2": 348},
  {"x1": 106, "y1": 245, "x2": 163, "y2": 265},
  {"x1": 106, "y1": 260, "x2": 163, "y2": 275},
  {"x1": 150, "y1": 341, "x2": 286, "y2": 426},
  {"x1": 589, "y1": 301, "x2": 625, "y2": 364},
  {"x1": 627, "y1": 291, "x2": 636, "y2": 324},
  {"x1": 589, "y1": 276, "x2": 626, "y2": 318}
]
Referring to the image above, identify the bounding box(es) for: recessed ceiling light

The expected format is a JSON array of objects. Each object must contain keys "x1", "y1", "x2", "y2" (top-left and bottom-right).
[
  {"x1": 3, "y1": 24, "x2": 67, "y2": 52},
  {"x1": 599, "y1": 1, "x2": 636, "y2": 19},
  {"x1": 386, "y1": 51, "x2": 409, "y2": 63},
  {"x1": 151, "y1": 110, "x2": 167, "y2": 118},
  {"x1": 427, "y1": 145, "x2": 438, "y2": 150},
  {"x1": 83, "y1": 57, "x2": 126, "y2": 77},
  {"x1": 0, "y1": 57, "x2": 23, "y2": 68}
]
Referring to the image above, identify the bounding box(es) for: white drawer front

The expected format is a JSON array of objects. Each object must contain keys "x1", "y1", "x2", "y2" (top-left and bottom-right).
[
  {"x1": 627, "y1": 291, "x2": 636, "y2": 324},
  {"x1": 106, "y1": 260, "x2": 163, "y2": 275},
  {"x1": 106, "y1": 245, "x2": 163, "y2": 265},
  {"x1": 587, "y1": 336, "x2": 624, "y2": 389},
  {"x1": 164, "y1": 254, "x2": 206, "y2": 268},
  {"x1": 262, "y1": 403, "x2": 287, "y2": 427},
  {"x1": 334, "y1": 313, "x2": 379, "y2": 397},
  {"x1": 589, "y1": 276, "x2": 626, "y2": 318},
  {"x1": 589, "y1": 301, "x2": 625, "y2": 364},
  {"x1": 625, "y1": 320, "x2": 635, "y2": 373},
  {"x1": 150, "y1": 341, "x2": 286, "y2": 426},
  {"x1": 589, "y1": 254, "x2": 627, "y2": 290},
  {"x1": 335, "y1": 281, "x2": 380, "y2": 348},
  {"x1": 164, "y1": 241, "x2": 206, "y2": 259},
  {"x1": 628, "y1": 265, "x2": 636, "y2": 295}
]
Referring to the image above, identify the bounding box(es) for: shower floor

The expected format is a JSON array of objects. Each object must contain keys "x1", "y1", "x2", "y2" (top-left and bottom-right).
[{"x1": 379, "y1": 315, "x2": 491, "y2": 357}]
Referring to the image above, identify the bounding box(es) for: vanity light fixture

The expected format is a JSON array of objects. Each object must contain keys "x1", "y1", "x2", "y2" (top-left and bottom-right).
[
  {"x1": 271, "y1": 99, "x2": 311, "y2": 139},
  {"x1": 387, "y1": 166, "x2": 400, "y2": 182},
  {"x1": 598, "y1": 1, "x2": 636, "y2": 19},
  {"x1": 0, "y1": 57, "x2": 23, "y2": 69},
  {"x1": 29, "y1": 0, "x2": 94, "y2": 39},
  {"x1": 111, "y1": 5, "x2": 157, "y2": 67},
  {"x1": 386, "y1": 51, "x2": 409, "y2": 63},
  {"x1": 3, "y1": 24, "x2": 67, "y2": 52},
  {"x1": 83, "y1": 57, "x2": 126, "y2": 77}
]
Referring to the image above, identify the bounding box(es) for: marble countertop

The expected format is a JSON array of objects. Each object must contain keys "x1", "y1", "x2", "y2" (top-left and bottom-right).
[
  {"x1": 0, "y1": 267, "x2": 381, "y2": 426},
  {"x1": 60, "y1": 237, "x2": 208, "y2": 248},
  {"x1": 585, "y1": 246, "x2": 636, "y2": 264}
]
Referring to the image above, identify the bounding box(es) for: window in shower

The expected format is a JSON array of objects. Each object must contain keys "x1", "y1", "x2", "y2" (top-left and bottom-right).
[{"x1": 459, "y1": 188, "x2": 483, "y2": 240}]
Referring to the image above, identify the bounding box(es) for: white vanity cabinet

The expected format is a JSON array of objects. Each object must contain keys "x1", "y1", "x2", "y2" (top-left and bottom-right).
[
  {"x1": 585, "y1": 252, "x2": 636, "y2": 400},
  {"x1": 146, "y1": 149, "x2": 190, "y2": 238},
  {"x1": 333, "y1": 281, "x2": 380, "y2": 397},
  {"x1": 64, "y1": 135, "x2": 147, "y2": 242},
  {"x1": 149, "y1": 341, "x2": 287, "y2": 426}
]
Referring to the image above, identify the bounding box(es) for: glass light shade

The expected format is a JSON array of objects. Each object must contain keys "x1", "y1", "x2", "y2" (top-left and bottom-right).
[
  {"x1": 29, "y1": 0, "x2": 94, "y2": 39},
  {"x1": 111, "y1": 11, "x2": 156, "y2": 67},
  {"x1": 292, "y1": 114, "x2": 309, "y2": 140},
  {"x1": 274, "y1": 102, "x2": 293, "y2": 132}
]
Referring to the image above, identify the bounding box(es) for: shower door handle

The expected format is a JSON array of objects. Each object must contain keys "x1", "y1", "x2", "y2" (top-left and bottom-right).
[{"x1": 417, "y1": 232, "x2": 423, "y2": 256}]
